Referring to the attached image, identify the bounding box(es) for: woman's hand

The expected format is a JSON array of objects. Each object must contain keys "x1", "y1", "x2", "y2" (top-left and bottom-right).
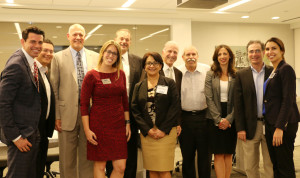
[
  {"x1": 126, "y1": 124, "x2": 131, "y2": 142},
  {"x1": 148, "y1": 128, "x2": 157, "y2": 139},
  {"x1": 218, "y1": 118, "x2": 231, "y2": 130},
  {"x1": 273, "y1": 128, "x2": 283, "y2": 147},
  {"x1": 155, "y1": 129, "x2": 166, "y2": 139},
  {"x1": 84, "y1": 129, "x2": 98, "y2": 145}
]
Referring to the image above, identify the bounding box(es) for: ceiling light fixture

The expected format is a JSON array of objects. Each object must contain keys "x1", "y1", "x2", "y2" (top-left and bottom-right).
[
  {"x1": 140, "y1": 28, "x2": 169, "y2": 41},
  {"x1": 272, "y1": 17, "x2": 280, "y2": 20},
  {"x1": 14, "y1": 23, "x2": 22, "y2": 40},
  {"x1": 6, "y1": 0, "x2": 14, "y2": 3},
  {"x1": 85, "y1": 25, "x2": 103, "y2": 41},
  {"x1": 218, "y1": 0, "x2": 251, "y2": 12},
  {"x1": 241, "y1": 16, "x2": 249, "y2": 18},
  {"x1": 122, "y1": 0, "x2": 136, "y2": 8}
]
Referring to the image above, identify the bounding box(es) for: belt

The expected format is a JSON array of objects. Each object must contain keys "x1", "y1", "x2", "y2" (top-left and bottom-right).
[
  {"x1": 182, "y1": 109, "x2": 206, "y2": 115},
  {"x1": 257, "y1": 117, "x2": 264, "y2": 121}
]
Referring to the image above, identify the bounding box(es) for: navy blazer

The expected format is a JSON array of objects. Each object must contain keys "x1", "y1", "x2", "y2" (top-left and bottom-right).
[
  {"x1": 264, "y1": 60, "x2": 300, "y2": 130},
  {"x1": 234, "y1": 65, "x2": 273, "y2": 139},
  {"x1": 131, "y1": 75, "x2": 180, "y2": 136},
  {"x1": 0, "y1": 49, "x2": 41, "y2": 144}
]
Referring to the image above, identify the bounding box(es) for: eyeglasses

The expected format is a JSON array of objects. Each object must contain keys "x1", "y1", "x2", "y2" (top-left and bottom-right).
[
  {"x1": 146, "y1": 62, "x2": 160, "y2": 66},
  {"x1": 105, "y1": 50, "x2": 118, "y2": 57},
  {"x1": 248, "y1": 49, "x2": 262, "y2": 54}
]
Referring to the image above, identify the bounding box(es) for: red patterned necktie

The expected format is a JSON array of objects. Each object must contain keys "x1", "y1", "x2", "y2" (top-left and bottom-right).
[{"x1": 33, "y1": 61, "x2": 39, "y2": 92}]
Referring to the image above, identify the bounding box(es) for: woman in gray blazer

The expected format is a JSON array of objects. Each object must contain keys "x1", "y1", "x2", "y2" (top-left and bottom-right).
[
  {"x1": 205, "y1": 45, "x2": 237, "y2": 178},
  {"x1": 131, "y1": 52, "x2": 180, "y2": 178}
]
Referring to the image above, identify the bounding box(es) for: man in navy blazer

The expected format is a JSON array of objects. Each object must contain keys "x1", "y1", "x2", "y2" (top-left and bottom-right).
[{"x1": 0, "y1": 26, "x2": 45, "y2": 178}]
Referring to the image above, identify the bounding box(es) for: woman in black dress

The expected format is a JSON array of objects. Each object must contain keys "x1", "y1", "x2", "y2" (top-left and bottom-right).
[{"x1": 205, "y1": 44, "x2": 237, "y2": 178}]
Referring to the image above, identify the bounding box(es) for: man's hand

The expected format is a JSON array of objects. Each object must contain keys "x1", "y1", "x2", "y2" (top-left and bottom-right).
[
  {"x1": 55, "y1": 120, "x2": 62, "y2": 132},
  {"x1": 14, "y1": 137, "x2": 32, "y2": 152},
  {"x1": 176, "y1": 126, "x2": 182, "y2": 136},
  {"x1": 237, "y1": 130, "x2": 247, "y2": 142},
  {"x1": 273, "y1": 128, "x2": 283, "y2": 147}
]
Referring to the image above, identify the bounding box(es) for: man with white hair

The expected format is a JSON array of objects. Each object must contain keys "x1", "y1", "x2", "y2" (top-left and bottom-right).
[
  {"x1": 178, "y1": 46, "x2": 212, "y2": 178},
  {"x1": 50, "y1": 24, "x2": 98, "y2": 178}
]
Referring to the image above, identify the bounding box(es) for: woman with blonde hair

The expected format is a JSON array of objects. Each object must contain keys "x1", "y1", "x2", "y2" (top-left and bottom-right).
[{"x1": 80, "y1": 40, "x2": 131, "y2": 178}]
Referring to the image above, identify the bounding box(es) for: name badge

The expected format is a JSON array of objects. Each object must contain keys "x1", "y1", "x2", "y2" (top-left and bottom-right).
[
  {"x1": 156, "y1": 85, "x2": 168, "y2": 95},
  {"x1": 269, "y1": 72, "x2": 276, "y2": 79},
  {"x1": 101, "y1": 78, "x2": 111, "y2": 84}
]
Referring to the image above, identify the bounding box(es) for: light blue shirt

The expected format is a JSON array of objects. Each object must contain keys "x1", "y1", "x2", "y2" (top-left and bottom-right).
[
  {"x1": 251, "y1": 64, "x2": 265, "y2": 118},
  {"x1": 70, "y1": 47, "x2": 88, "y2": 75}
]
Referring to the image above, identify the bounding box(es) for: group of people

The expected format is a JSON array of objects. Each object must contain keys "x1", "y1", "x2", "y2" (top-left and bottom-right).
[{"x1": 0, "y1": 23, "x2": 299, "y2": 178}]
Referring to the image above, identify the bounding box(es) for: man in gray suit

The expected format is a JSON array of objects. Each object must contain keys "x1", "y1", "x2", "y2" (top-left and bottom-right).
[
  {"x1": 106, "y1": 29, "x2": 143, "y2": 178},
  {"x1": 50, "y1": 24, "x2": 98, "y2": 178},
  {"x1": 0, "y1": 26, "x2": 45, "y2": 178},
  {"x1": 234, "y1": 40, "x2": 273, "y2": 178}
]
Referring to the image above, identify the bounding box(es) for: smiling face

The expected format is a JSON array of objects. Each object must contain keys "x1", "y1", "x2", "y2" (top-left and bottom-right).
[
  {"x1": 162, "y1": 43, "x2": 178, "y2": 67},
  {"x1": 248, "y1": 43, "x2": 264, "y2": 66},
  {"x1": 36, "y1": 42, "x2": 54, "y2": 67},
  {"x1": 182, "y1": 47, "x2": 198, "y2": 70},
  {"x1": 67, "y1": 25, "x2": 85, "y2": 51},
  {"x1": 145, "y1": 55, "x2": 162, "y2": 76},
  {"x1": 265, "y1": 41, "x2": 284, "y2": 65},
  {"x1": 217, "y1": 47, "x2": 230, "y2": 67},
  {"x1": 115, "y1": 30, "x2": 131, "y2": 55},
  {"x1": 102, "y1": 44, "x2": 118, "y2": 67},
  {"x1": 21, "y1": 32, "x2": 43, "y2": 58}
]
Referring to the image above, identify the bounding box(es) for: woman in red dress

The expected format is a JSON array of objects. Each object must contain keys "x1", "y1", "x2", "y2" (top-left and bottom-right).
[{"x1": 80, "y1": 40, "x2": 131, "y2": 178}]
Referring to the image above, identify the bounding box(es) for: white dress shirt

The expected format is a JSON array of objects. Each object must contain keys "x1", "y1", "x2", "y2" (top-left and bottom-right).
[
  {"x1": 35, "y1": 59, "x2": 51, "y2": 120},
  {"x1": 179, "y1": 62, "x2": 210, "y2": 111},
  {"x1": 122, "y1": 51, "x2": 130, "y2": 98},
  {"x1": 163, "y1": 63, "x2": 175, "y2": 82},
  {"x1": 220, "y1": 80, "x2": 228, "y2": 102},
  {"x1": 251, "y1": 64, "x2": 265, "y2": 118},
  {"x1": 70, "y1": 47, "x2": 88, "y2": 75}
]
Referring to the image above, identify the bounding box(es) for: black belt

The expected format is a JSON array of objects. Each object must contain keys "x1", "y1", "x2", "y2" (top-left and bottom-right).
[
  {"x1": 182, "y1": 109, "x2": 206, "y2": 115},
  {"x1": 257, "y1": 117, "x2": 264, "y2": 121}
]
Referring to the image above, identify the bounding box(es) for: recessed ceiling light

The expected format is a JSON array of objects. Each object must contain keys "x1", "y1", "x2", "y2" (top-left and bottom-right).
[
  {"x1": 272, "y1": 17, "x2": 280, "y2": 20},
  {"x1": 241, "y1": 16, "x2": 249, "y2": 19},
  {"x1": 52, "y1": 36, "x2": 58, "y2": 39},
  {"x1": 122, "y1": 0, "x2": 136, "y2": 8},
  {"x1": 145, "y1": 49, "x2": 149, "y2": 51},
  {"x1": 56, "y1": 26, "x2": 62, "y2": 29},
  {"x1": 6, "y1": 0, "x2": 14, "y2": 3},
  {"x1": 218, "y1": 0, "x2": 251, "y2": 12}
]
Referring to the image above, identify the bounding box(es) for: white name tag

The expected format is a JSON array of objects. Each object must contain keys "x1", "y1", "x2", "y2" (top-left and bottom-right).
[
  {"x1": 156, "y1": 85, "x2": 168, "y2": 95},
  {"x1": 101, "y1": 78, "x2": 111, "y2": 84}
]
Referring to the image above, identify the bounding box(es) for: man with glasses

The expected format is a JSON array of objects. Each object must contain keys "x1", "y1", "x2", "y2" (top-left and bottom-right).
[
  {"x1": 234, "y1": 40, "x2": 273, "y2": 178},
  {"x1": 50, "y1": 24, "x2": 98, "y2": 178},
  {"x1": 35, "y1": 39, "x2": 56, "y2": 178},
  {"x1": 178, "y1": 46, "x2": 211, "y2": 178}
]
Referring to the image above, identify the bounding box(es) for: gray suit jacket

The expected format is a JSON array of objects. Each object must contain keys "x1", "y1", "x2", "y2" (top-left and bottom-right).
[
  {"x1": 50, "y1": 47, "x2": 98, "y2": 131},
  {"x1": 0, "y1": 49, "x2": 41, "y2": 144},
  {"x1": 234, "y1": 65, "x2": 273, "y2": 139},
  {"x1": 205, "y1": 70, "x2": 235, "y2": 125}
]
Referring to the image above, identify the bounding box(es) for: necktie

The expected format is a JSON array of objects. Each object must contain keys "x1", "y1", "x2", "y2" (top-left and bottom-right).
[
  {"x1": 33, "y1": 61, "x2": 39, "y2": 92},
  {"x1": 77, "y1": 52, "x2": 84, "y2": 99},
  {"x1": 168, "y1": 67, "x2": 174, "y2": 80}
]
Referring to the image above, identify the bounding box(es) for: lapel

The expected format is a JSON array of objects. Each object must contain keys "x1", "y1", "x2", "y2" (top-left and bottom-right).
[
  {"x1": 85, "y1": 48, "x2": 94, "y2": 71},
  {"x1": 246, "y1": 67, "x2": 256, "y2": 96},
  {"x1": 228, "y1": 74, "x2": 233, "y2": 94},
  {"x1": 64, "y1": 48, "x2": 77, "y2": 85},
  {"x1": 21, "y1": 50, "x2": 39, "y2": 92},
  {"x1": 212, "y1": 74, "x2": 220, "y2": 99},
  {"x1": 128, "y1": 54, "x2": 136, "y2": 85},
  {"x1": 265, "y1": 60, "x2": 284, "y2": 92}
]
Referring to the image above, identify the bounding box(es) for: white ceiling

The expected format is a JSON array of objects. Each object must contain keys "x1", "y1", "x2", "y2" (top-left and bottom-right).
[{"x1": 0, "y1": 0, "x2": 299, "y2": 24}]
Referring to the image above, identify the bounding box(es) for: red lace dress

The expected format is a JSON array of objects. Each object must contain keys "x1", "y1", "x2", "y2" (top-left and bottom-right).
[{"x1": 80, "y1": 69, "x2": 129, "y2": 161}]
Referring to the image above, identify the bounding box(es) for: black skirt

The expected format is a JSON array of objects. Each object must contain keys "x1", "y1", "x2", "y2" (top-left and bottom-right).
[{"x1": 209, "y1": 102, "x2": 237, "y2": 154}]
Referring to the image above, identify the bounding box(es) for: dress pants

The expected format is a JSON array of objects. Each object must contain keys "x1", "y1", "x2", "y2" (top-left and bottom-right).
[
  {"x1": 106, "y1": 122, "x2": 138, "y2": 178},
  {"x1": 58, "y1": 108, "x2": 93, "y2": 178},
  {"x1": 265, "y1": 122, "x2": 298, "y2": 178},
  {"x1": 179, "y1": 110, "x2": 212, "y2": 178},
  {"x1": 36, "y1": 135, "x2": 49, "y2": 178},
  {"x1": 242, "y1": 121, "x2": 273, "y2": 178},
  {"x1": 6, "y1": 130, "x2": 40, "y2": 178}
]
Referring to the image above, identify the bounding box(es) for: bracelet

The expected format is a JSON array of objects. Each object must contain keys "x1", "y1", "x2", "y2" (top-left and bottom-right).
[{"x1": 125, "y1": 120, "x2": 130, "y2": 124}]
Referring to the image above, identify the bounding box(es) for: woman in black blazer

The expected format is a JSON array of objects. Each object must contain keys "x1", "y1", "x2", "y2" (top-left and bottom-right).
[
  {"x1": 131, "y1": 52, "x2": 180, "y2": 178},
  {"x1": 264, "y1": 37, "x2": 300, "y2": 178}
]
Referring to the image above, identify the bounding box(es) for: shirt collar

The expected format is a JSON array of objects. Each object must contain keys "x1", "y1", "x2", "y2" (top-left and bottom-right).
[
  {"x1": 181, "y1": 62, "x2": 203, "y2": 74},
  {"x1": 70, "y1": 47, "x2": 84, "y2": 59},
  {"x1": 34, "y1": 59, "x2": 48, "y2": 74},
  {"x1": 250, "y1": 63, "x2": 265, "y2": 74},
  {"x1": 163, "y1": 62, "x2": 173, "y2": 71},
  {"x1": 22, "y1": 48, "x2": 35, "y2": 67}
]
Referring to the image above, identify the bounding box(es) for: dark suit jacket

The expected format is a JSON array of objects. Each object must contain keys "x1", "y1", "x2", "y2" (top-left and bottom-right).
[
  {"x1": 128, "y1": 54, "x2": 143, "y2": 132},
  {"x1": 161, "y1": 66, "x2": 182, "y2": 94},
  {"x1": 234, "y1": 65, "x2": 273, "y2": 140},
  {"x1": 131, "y1": 75, "x2": 181, "y2": 136},
  {"x1": 264, "y1": 60, "x2": 300, "y2": 130},
  {"x1": 0, "y1": 49, "x2": 41, "y2": 144},
  {"x1": 39, "y1": 73, "x2": 55, "y2": 138}
]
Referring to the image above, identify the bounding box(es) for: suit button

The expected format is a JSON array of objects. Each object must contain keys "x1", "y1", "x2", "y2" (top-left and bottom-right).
[{"x1": 264, "y1": 100, "x2": 267, "y2": 103}]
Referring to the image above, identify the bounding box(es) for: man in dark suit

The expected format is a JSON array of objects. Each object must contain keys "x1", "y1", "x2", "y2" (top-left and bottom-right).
[
  {"x1": 161, "y1": 41, "x2": 182, "y2": 136},
  {"x1": 35, "y1": 39, "x2": 56, "y2": 178},
  {"x1": 0, "y1": 26, "x2": 45, "y2": 178},
  {"x1": 106, "y1": 29, "x2": 143, "y2": 178},
  {"x1": 234, "y1": 40, "x2": 273, "y2": 178}
]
